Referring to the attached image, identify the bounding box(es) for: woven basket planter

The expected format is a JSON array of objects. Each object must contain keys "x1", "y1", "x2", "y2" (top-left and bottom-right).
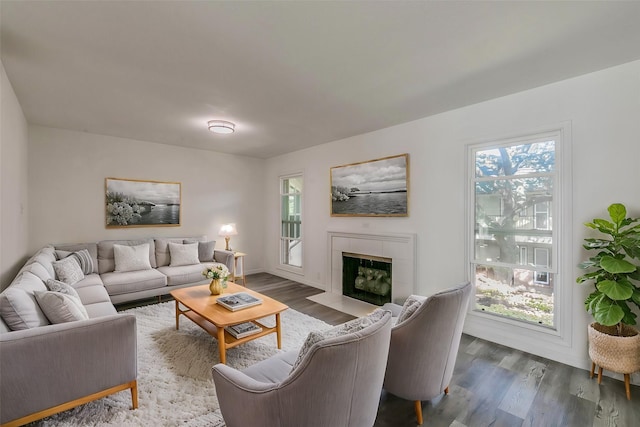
[{"x1": 588, "y1": 322, "x2": 640, "y2": 374}]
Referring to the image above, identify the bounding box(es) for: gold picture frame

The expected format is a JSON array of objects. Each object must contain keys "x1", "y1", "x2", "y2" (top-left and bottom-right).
[
  {"x1": 330, "y1": 154, "x2": 409, "y2": 217},
  {"x1": 105, "y1": 177, "x2": 181, "y2": 228}
]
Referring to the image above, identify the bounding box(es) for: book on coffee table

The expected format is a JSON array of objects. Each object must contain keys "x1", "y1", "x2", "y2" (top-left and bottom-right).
[
  {"x1": 216, "y1": 292, "x2": 263, "y2": 311},
  {"x1": 224, "y1": 322, "x2": 262, "y2": 339}
]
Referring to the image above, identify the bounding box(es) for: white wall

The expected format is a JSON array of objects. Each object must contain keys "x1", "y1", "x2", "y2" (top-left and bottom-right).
[
  {"x1": 28, "y1": 126, "x2": 265, "y2": 273},
  {"x1": 0, "y1": 62, "x2": 29, "y2": 290},
  {"x1": 265, "y1": 60, "x2": 640, "y2": 373}
]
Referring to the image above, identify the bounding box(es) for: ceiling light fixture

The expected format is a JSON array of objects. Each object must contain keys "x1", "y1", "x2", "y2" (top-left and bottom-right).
[{"x1": 208, "y1": 120, "x2": 235, "y2": 134}]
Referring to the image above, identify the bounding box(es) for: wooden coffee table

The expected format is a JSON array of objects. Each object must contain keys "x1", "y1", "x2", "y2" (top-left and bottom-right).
[{"x1": 170, "y1": 282, "x2": 289, "y2": 364}]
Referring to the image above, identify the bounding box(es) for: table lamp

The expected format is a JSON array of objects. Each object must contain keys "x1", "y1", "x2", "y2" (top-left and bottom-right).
[{"x1": 219, "y1": 223, "x2": 238, "y2": 251}]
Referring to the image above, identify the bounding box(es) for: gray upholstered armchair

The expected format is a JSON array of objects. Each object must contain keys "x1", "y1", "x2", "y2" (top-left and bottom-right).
[
  {"x1": 382, "y1": 282, "x2": 472, "y2": 425},
  {"x1": 212, "y1": 310, "x2": 392, "y2": 427}
]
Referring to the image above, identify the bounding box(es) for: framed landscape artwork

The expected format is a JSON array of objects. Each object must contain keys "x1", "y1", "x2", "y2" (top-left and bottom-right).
[
  {"x1": 105, "y1": 178, "x2": 181, "y2": 228},
  {"x1": 330, "y1": 154, "x2": 409, "y2": 217}
]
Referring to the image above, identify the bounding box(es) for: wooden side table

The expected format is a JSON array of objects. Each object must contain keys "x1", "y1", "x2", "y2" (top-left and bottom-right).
[{"x1": 233, "y1": 252, "x2": 247, "y2": 286}]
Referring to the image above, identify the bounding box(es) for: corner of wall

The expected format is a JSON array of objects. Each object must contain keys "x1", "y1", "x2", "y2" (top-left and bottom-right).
[{"x1": 1, "y1": 60, "x2": 30, "y2": 290}]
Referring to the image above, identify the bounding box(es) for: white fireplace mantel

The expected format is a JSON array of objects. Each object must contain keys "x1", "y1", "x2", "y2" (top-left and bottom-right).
[
  {"x1": 326, "y1": 230, "x2": 417, "y2": 303},
  {"x1": 308, "y1": 230, "x2": 417, "y2": 316}
]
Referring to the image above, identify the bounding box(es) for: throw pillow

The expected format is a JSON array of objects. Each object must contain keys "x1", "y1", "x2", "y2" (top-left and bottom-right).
[
  {"x1": 55, "y1": 249, "x2": 94, "y2": 275},
  {"x1": 113, "y1": 243, "x2": 152, "y2": 272},
  {"x1": 397, "y1": 295, "x2": 425, "y2": 324},
  {"x1": 46, "y1": 278, "x2": 82, "y2": 301},
  {"x1": 52, "y1": 256, "x2": 85, "y2": 285},
  {"x1": 0, "y1": 271, "x2": 50, "y2": 330},
  {"x1": 291, "y1": 308, "x2": 387, "y2": 371},
  {"x1": 34, "y1": 291, "x2": 89, "y2": 324},
  {"x1": 168, "y1": 242, "x2": 200, "y2": 266},
  {"x1": 184, "y1": 239, "x2": 216, "y2": 262}
]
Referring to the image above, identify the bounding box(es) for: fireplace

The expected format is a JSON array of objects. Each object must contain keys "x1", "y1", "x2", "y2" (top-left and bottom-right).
[
  {"x1": 306, "y1": 230, "x2": 416, "y2": 317},
  {"x1": 342, "y1": 252, "x2": 392, "y2": 306}
]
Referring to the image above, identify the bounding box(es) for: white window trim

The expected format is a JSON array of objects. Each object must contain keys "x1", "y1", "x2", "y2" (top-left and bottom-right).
[
  {"x1": 278, "y1": 172, "x2": 304, "y2": 275},
  {"x1": 464, "y1": 122, "x2": 573, "y2": 358}
]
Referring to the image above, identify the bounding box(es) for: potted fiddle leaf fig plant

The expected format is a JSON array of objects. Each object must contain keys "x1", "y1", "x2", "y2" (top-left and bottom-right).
[{"x1": 577, "y1": 203, "x2": 640, "y2": 398}]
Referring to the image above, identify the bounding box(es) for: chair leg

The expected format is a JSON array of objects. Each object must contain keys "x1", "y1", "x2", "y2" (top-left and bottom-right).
[
  {"x1": 414, "y1": 400, "x2": 423, "y2": 425},
  {"x1": 624, "y1": 374, "x2": 631, "y2": 400},
  {"x1": 444, "y1": 386, "x2": 449, "y2": 395},
  {"x1": 590, "y1": 362, "x2": 596, "y2": 379}
]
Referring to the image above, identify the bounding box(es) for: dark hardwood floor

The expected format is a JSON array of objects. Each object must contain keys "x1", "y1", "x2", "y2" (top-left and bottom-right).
[{"x1": 118, "y1": 272, "x2": 640, "y2": 427}]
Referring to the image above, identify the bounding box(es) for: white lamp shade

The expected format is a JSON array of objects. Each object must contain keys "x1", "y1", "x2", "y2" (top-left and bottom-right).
[{"x1": 219, "y1": 223, "x2": 238, "y2": 237}]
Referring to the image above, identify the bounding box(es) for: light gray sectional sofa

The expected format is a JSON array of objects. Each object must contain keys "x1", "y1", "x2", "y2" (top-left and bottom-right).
[
  {"x1": 54, "y1": 236, "x2": 234, "y2": 304},
  {"x1": 0, "y1": 236, "x2": 234, "y2": 426}
]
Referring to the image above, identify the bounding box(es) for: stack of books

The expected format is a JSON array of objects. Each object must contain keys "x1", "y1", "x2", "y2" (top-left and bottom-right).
[
  {"x1": 224, "y1": 322, "x2": 262, "y2": 339},
  {"x1": 216, "y1": 292, "x2": 262, "y2": 311}
]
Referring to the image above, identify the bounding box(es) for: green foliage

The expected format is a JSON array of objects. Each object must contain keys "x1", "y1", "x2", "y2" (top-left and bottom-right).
[
  {"x1": 577, "y1": 203, "x2": 640, "y2": 330},
  {"x1": 475, "y1": 302, "x2": 553, "y2": 326}
]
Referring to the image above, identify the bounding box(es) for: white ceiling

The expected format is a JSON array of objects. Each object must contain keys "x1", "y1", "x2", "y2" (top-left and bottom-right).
[{"x1": 2, "y1": 1, "x2": 640, "y2": 159}]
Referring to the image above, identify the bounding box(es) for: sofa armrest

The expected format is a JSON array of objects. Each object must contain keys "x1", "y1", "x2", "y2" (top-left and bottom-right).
[
  {"x1": 213, "y1": 250, "x2": 234, "y2": 272},
  {"x1": 0, "y1": 314, "x2": 137, "y2": 425}
]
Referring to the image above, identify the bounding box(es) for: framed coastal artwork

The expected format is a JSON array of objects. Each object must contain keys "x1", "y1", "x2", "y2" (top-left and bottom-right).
[
  {"x1": 330, "y1": 154, "x2": 409, "y2": 217},
  {"x1": 105, "y1": 178, "x2": 181, "y2": 228}
]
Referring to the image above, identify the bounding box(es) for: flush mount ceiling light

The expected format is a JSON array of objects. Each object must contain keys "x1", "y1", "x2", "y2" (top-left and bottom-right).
[{"x1": 208, "y1": 120, "x2": 235, "y2": 134}]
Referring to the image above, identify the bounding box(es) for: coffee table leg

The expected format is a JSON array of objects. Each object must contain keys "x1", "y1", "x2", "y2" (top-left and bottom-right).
[
  {"x1": 175, "y1": 300, "x2": 180, "y2": 330},
  {"x1": 276, "y1": 312, "x2": 282, "y2": 349},
  {"x1": 217, "y1": 326, "x2": 226, "y2": 364}
]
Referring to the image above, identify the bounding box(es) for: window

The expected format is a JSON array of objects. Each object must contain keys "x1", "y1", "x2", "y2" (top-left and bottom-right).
[
  {"x1": 534, "y1": 201, "x2": 550, "y2": 230},
  {"x1": 470, "y1": 133, "x2": 560, "y2": 328},
  {"x1": 519, "y1": 246, "x2": 528, "y2": 265},
  {"x1": 280, "y1": 174, "x2": 303, "y2": 269},
  {"x1": 534, "y1": 248, "x2": 550, "y2": 285}
]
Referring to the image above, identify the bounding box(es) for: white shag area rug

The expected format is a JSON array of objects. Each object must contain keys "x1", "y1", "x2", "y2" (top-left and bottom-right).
[{"x1": 30, "y1": 301, "x2": 331, "y2": 426}]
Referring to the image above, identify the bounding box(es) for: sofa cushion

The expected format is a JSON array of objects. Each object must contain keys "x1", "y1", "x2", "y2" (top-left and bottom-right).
[
  {"x1": 154, "y1": 238, "x2": 186, "y2": 267},
  {"x1": 75, "y1": 284, "x2": 112, "y2": 306},
  {"x1": 71, "y1": 273, "x2": 105, "y2": 290},
  {"x1": 46, "y1": 279, "x2": 82, "y2": 300},
  {"x1": 83, "y1": 301, "x2": 118, "y2": 318},
  {"x1": 114, "y1": 243, "x2": 152, "y2": 272},
  {"x1": 0, "y1": 272, "x2": 50, "y2": 330},
  {"x1": 292, "y1": 308, "x2": 387, "y2": 371},
  {"x1": 23, "y1": 247, "x2": 57, "y2": 280},
  {"x1": 157, "y1": 264, "x2": 213, "y2": 287},
  {"x1": 168, "y1": 242, "x2": 200, "y2": 266},
  {"x1": 52, "y1": 256, "x2": 85, "y2": 285},
  {"x1": 0, "y1": 317, "x2": 10, "y2": 333},
  {"x1": 34, "y1": 290, "x2": 89, "y2": 324},
  {"x1": 54, "y1": 242, "x2": 99, "y2": 274},
  {"x1": 184, "y1": 239, "x2": 216, "y2": 262},
  {"x1": 21, "y1": 261, "x2": 54, "y2": 282},
  {"x1": 97, "y1": 239, "x2": 156, "y2": 274},
  {"x1": 55, "y1": 249, "x2": 95, "y2": 275},
  {"x1": 101, "y1": 269, "x2": 167, "y2": 296}
]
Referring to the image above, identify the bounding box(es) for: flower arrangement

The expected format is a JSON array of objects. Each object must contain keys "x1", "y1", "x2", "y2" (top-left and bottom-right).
[{"x1": 202, "y1": 264, "x2": 230, "y2": 282}]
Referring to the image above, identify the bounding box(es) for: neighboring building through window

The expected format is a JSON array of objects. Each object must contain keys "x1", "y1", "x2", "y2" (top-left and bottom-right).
[
  {"x1": 470, "y1": 133, "x2": 560, "y2": 328},
  {"x1": 534, "y1": 248, "x2": 550, "y2": 285},
  {"x1": 280, "y1": 174, "x2": 303, "y2": 269}
]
